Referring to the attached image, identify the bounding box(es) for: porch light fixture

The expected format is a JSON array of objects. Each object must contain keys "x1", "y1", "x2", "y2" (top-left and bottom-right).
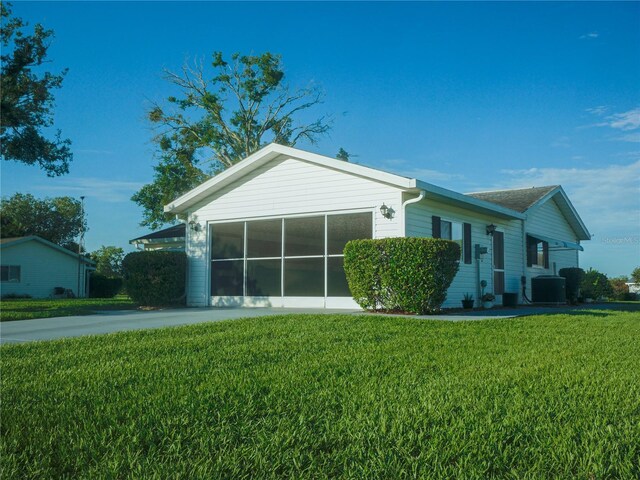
[
  {"x1": 380, "y1": 203, "x2": 394, "y2": 219},
  {"x1": 189, "y1": 220, "x2": 202, "y2": 232},
  {"x1": 486, "y1": 224, "x2": 497, "y2": 236}
]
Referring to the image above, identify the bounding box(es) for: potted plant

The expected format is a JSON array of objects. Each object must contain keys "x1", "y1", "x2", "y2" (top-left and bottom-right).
[
  {"x1": 461, "y1": 293, "x2": 474, "y2": 309},
  {"x1": 481, "y1": 293, "x2": 495, "y2": 309}
]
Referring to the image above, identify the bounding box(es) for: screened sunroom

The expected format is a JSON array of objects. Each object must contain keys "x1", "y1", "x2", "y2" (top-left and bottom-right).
[{"x1": 209, "y1": 211, "x2": 372, "y2": 308}]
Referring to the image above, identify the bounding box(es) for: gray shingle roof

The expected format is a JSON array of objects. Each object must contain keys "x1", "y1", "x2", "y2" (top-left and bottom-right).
[
  {"x1": 130, "y1": 223, "x2": 185, "y2": 242},
  {"x1": 466, "y1": 186, "x2": 559, "y2": 213}
]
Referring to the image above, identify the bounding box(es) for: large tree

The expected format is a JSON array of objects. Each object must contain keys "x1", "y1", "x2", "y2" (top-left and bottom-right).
[
  {"x1": 0, "y1": 193, "x2": 86, "y2": 250},
  {"x1": 1, "y1": 3, "x2": 72, "y2": 176},
  {"x1": 132, "y1": 52, "x2": 330, "y2": 229}
]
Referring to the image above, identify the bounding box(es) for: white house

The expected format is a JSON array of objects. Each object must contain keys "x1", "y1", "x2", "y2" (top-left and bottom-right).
[
  {"x1": 0, "y1": 236, "x2": 95, "y2": 298},
  {"x1": 164, "y1": 144, "x2": 590, "y2": 309}
]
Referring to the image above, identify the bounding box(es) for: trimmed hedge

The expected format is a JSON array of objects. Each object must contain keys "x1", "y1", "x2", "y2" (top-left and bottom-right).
[
  {"x1": 89, "y1": 273, "x2": 122, "y2": 298},
  {"x1": 122, "y1": 251, "x2": 186, "y2": 306},
  {"x1": 559, "y1": 267, "x2": 585, "y2": 304},
  {"x1": 344, "y1": 237, "x2": 460, "y2": 314}
]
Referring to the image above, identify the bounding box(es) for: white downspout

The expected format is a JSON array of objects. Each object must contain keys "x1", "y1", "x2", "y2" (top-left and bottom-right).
[{"x1": 401, "y1": 190, "x2": 426, "y2": 236}]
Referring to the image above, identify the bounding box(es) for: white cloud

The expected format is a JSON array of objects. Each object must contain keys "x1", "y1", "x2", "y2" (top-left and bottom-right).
[
  {"x1": 604, "y1": 108, "x2": 640, "y2": 131},
  {"x1": 580, "y1": 32, "x2": 599, "y2": 39},
  {"x1": 33, "y1": 178, "x2": 143, "y2": 203},
  {"x1": 586, "y1": 105, "x2": 609, "y2": 116},
  {"x1": 497, "y1": 161, "x2": 640, "y2": 235},
  {"x1": 616, "y1": 132, "x2": 640, "y2": 143}
]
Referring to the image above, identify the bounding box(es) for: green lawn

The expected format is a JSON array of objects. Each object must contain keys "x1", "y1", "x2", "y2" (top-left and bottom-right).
[
  {"x1": 0, "y1": 296, "x2": 138, "y2": 322},
  {"x1": 1, "y1": 311, "x2": 639, "y2": 478}
]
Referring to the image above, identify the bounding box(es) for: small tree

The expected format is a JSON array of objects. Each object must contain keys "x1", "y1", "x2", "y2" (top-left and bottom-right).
[
  {"x1": 631, "y1": 267, "x2": 640, "y2": 284},
  {"x1": 581, "y1": 268, "x2": 613, "y2": 300},
  {"x1": 609, "y1": 276, "x2": 630, "y2": 300},
  {"x1": 90, "y1": 246, "x2": 125, "y2": 278}
]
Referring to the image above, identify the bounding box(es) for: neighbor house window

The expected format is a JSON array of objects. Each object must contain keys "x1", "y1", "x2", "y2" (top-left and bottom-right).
[
  {"x1": 1, "y1": 265, "x2": 21, "y2": 282},
  {"x1": 527, "y1": 236, "x2": 549, "y2": 268}
]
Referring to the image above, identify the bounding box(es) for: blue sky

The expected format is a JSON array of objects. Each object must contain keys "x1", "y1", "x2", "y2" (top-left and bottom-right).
[{"x1": 3, "y1": 1, "x2": 639, "y2": 277}]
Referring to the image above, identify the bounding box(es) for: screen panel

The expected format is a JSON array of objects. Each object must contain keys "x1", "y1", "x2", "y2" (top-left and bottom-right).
[
  {"x1": 284, "y1": 216, "x2": 324, "y2": 257},
  {"x1": 246, "y1": 259, "x2": 281, "y2": 296},
  {"x1": 284, "y1": 257, "x2": 324, "y2": 296},
  {"x1": 247, "y1": 219, "x2": 282, "y2": 259},
  {"x1": 327, "y1": 213, "x2": 373, "y2": 255},
  {"x1": 211, "y1": 260, "x2": 244, "y2": 296},
  {"x1": 327, "y1": 257, "x2": 351, "y2": 296},
  {"x1": 211, "y1": 223, "x2": 244, "y2": 260}
]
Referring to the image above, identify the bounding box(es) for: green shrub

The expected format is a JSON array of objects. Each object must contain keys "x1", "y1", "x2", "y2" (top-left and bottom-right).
[
  {"x1": 581, "y1": 268, "x2": 613, "y2": 301},
  {"x1": 559, "y1": 267, "x2": 585, "y2": 304},
  {"x1": 89, "y1": 273, "x2": 123, "y2": 298},
  {"x1": 344, "y1": 237, "x2": 460, "y2": 314},
  {"x1": 122, "y1": 251, "x2": 186, "y2": 306}
]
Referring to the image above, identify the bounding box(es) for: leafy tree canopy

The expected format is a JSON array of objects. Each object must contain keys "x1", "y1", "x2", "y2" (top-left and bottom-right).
[
  {"x1": 0, "y1": 193, "x2": 86, "y2": 250},
  {"x1": 631, "y1": 267, "x2": 640, "y2": 284},
  {"x1": 1, "y1": 3, "x2": 72, "y2": 176},
  {"x1": 336, "y1": 148, "x2": 351, "y2": 162},
  {"x1": 90, "y1": 246, "x2": 125, "y2": 278},
  {"x1": 133, "y1": 51, "x2": 331, "y2": 229}
]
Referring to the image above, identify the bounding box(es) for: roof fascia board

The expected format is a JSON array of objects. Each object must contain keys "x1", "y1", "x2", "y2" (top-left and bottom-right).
[
  {"x1": 416, "y1": 180, "x2": 525, "y2": 219},
  {"x1": 129, "y1": 237, "x2": 185, "y2": 245},
  {"x1": 164, "y1": 144, "x2": 416, "y2": 213}
]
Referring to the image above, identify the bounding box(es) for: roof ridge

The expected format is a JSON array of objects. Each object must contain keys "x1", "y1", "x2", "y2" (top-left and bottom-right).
[{"x1": 465, "y1": 185, "x2": 559, "y2": 195}]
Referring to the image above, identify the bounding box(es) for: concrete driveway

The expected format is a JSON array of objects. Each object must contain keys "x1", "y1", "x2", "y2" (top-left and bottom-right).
[
  {"x1": 1, "y1": 304, "x2": 619, "y2": 344},
  {"x1": 0, "y1": 308, "x2": 362, "y2": 344}
]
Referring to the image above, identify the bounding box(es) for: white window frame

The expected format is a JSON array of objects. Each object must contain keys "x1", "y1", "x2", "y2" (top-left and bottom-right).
[
  {"x1": 1, "y1": 265, "x2": 21, "y2": 283},
  {"x1": 207, "y1": 208, "x2": 375, "y2": 308}
]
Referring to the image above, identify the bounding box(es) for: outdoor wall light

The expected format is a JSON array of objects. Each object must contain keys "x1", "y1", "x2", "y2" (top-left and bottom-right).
[
  {"x1": 189, "y1": 220, "x2": 202, "y2": 232},
  {"x1": 380, "y1": 203, "x2": 394, "y2": 219},
  {"x1": 486, "y1": 224, "x2": 497, "y2": 236}
]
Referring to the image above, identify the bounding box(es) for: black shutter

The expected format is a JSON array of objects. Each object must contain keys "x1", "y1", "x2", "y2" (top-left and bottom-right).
[
  {"x1": 543, "y1": 241, "x2": 549, "y2": 269},
  {"x1": 463, "y1": 222, "x2": 472, "y2": 264},
  {"x1": 493, "y1": 231, "x2": 504, "y2": 270},
  {"x1": 432, "y1": 216, "x2": 441, "y2": 238},
  {"x1": 526, "y1": 236, "x2": 534, "y2": 267}
]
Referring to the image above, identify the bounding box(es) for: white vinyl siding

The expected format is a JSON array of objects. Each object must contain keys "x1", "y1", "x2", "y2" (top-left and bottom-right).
[
  {"x1": 0, "y1": 241, "x2": 91, "y2": 298},
  {"x1": 524, "y1": 198, "x2": 581, "y2": 285},
  {"x1": 186, "y1": 157, "x2": 404, "y2": 306},
  {"x1": 405, "y1": 196, "x2": 523, "y2": 307}
]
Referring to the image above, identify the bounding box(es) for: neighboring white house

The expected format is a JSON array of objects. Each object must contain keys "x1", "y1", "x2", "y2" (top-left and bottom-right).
[
  {"x1": 130, "y1": 224, "x2": 186, "y2": 252},
  {"x1": 164, "y1": 144, "x2": 590, "y2": 309},
  {"x1": 0, "y1": 236, "x2": 95, "y2": 298}
]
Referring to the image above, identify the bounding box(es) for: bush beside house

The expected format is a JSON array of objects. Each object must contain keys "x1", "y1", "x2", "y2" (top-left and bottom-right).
[
  {"x1": 344, "y1": 237, "x2": 460, "y2": 314},
  {"x1": 559, "y1": 267, "x2": 585, "y2": 304},
  {"x1": 88, "y1": 274, "x2": 122, "y2": 298},
  {"x1": 122, "y1": 251, "x2": 186, "y2": 306}
]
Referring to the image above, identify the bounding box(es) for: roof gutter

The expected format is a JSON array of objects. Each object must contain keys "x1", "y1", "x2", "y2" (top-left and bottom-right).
[{"x1": 401, "y1": 190, "x2": 425, "y2": 235}]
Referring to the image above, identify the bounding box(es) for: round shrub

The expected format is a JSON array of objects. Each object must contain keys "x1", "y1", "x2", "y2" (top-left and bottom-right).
[
  {"x1": 89, "y1": 273, "x2": 123, "y2": 298},
  {"x1": 122, "y1": 251, "x2": 186, "y2": 306},
  {"x1": 580, "y1": 268, "x2": 613, "y2": 301},
  {"x1": 344, "y1": 237, "x2": 460, "y2": 314},
  {"x1": 558, "y1": 267, "x2": 585, "y2": 304}
]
